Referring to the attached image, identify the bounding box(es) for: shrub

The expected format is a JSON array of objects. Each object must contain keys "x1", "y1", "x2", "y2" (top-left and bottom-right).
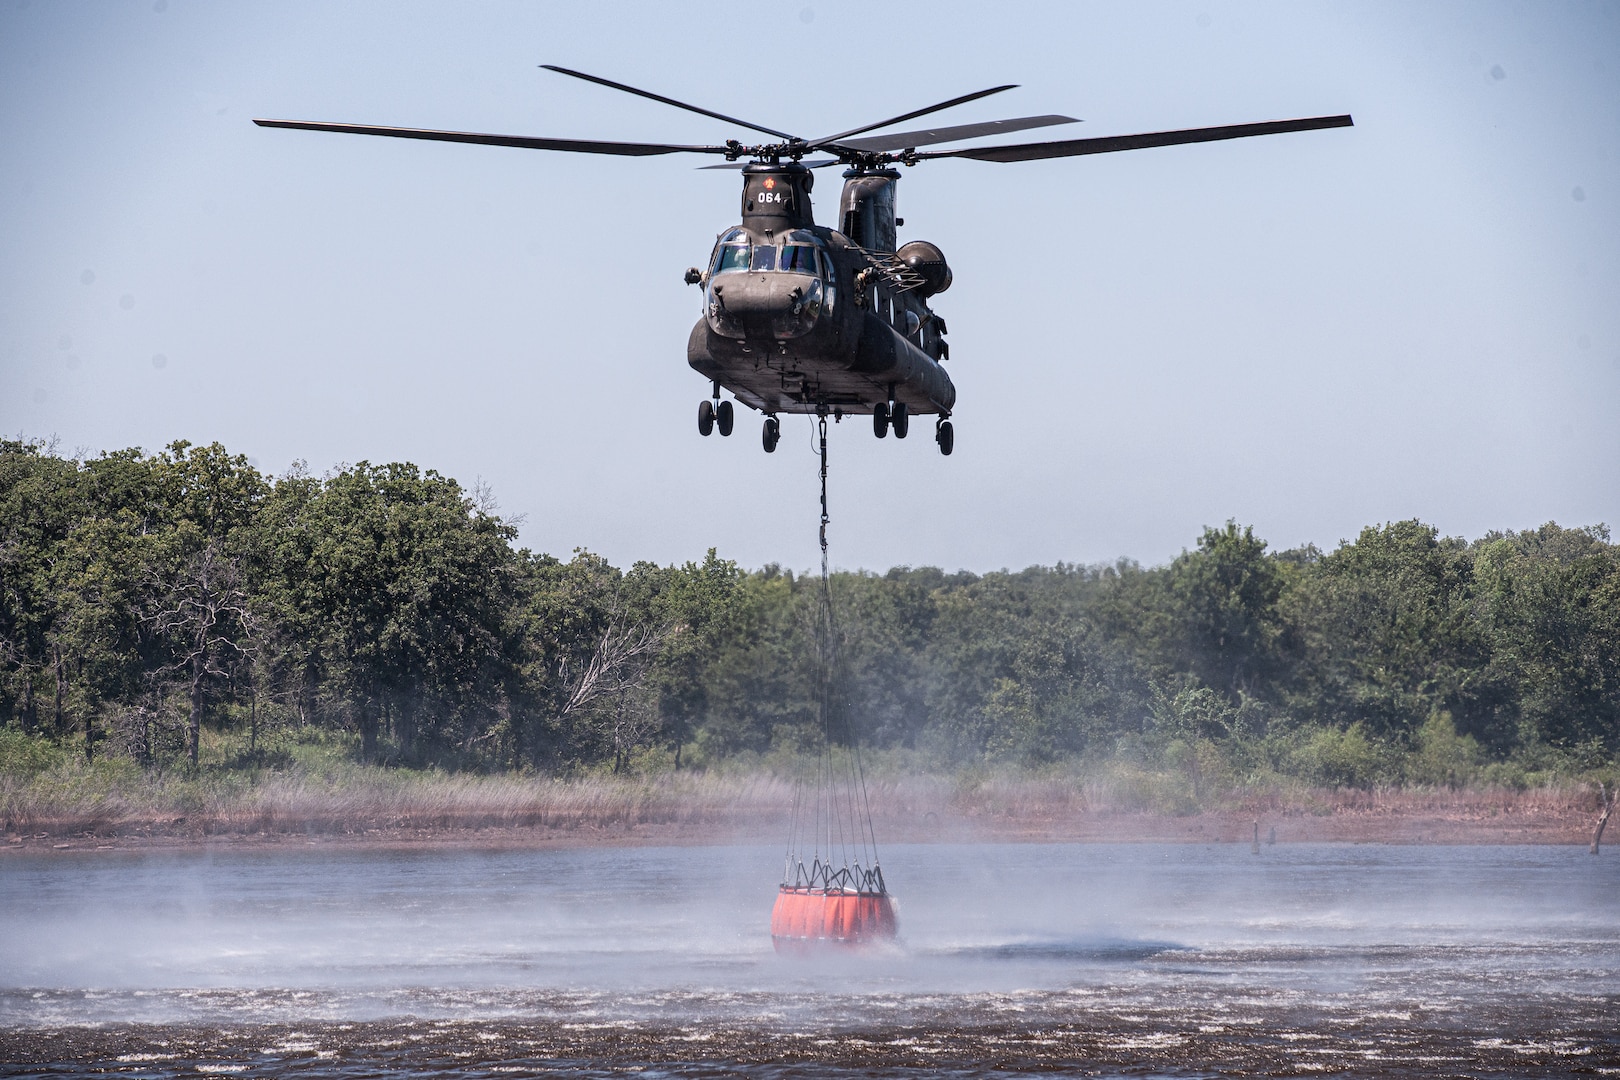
[
  {"x1": 1286, "y1": 723, "x2": 1392, "y2": 788},
  {"x1": 1405, "y1": 712, "x2": 1482, "y2": 788},
  {"x1": 0, "y1": 729, "x2": 66, "y2": 777}
]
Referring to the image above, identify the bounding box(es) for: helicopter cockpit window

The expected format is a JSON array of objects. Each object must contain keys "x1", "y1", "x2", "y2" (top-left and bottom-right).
[
  {"x1": 749, "y1": 245, "x2": 777, "y2": 272},
  {"x1": 779, "y1": 244, "x2": 819, "y2": 275},
  {"x1": 713, "y1": 244, "x2": 751, "y2": 274}
]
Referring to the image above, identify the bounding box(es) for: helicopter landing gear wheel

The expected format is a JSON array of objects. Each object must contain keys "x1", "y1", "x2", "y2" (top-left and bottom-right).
[
  {"x1": 716, "y1": 399, "x2": 734, "y2": 437},
  {"x1": 873, "y1": 401, "x2": 890, "y2": 439},
  {"x1": 890, "y1": 401, "x2": 909, "y2": 439},
  {"x1": 697, "y1": 399, "x2": 714, "y2": 437},
  {"x1": 762, "y1": 416, "x2": 780, "y2": 453},
  {"x1": 936, "y1": 419, "x2": 954, "y2": 456}
]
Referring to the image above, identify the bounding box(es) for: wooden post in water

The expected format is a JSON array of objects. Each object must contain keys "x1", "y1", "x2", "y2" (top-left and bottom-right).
[
  {"x1": 1251, "y1": 820, "x2": 1260, "y2": 855},
  {"x1": 1593, "y1": 782, "x2": 1615, "y2": 855}
]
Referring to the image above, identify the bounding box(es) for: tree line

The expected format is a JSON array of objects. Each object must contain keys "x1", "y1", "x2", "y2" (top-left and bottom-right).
[{"x1": 1, "y1": 438, "x2": 1616, "y2": 785}]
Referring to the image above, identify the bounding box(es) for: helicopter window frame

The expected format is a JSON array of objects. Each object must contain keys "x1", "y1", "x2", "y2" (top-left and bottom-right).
[
  {"x1": 779, "y1": 244, "x2": 821, "y2": 276},
  {"x1": 712, "y1": 243, "x2": 752, "y2": 275},
  {"x1": 749, "y1": 245, "x2": 777, "y2": 272}
]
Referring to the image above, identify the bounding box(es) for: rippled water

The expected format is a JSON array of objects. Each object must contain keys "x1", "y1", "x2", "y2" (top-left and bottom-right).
[{"x1": 1, "y1": 841, "x2": 1616, "y2": 1076}]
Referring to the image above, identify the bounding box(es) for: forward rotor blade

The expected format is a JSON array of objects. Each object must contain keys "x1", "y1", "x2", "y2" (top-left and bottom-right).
[
  {"x1": 253, "y1": 118, "x2": 731, "y2": 157},
  {"x1": 810, "y1": 84, "x2": 1018, "y2": 148},
  {"x1": 836, "y1": 114, "x2": 1079, "y2": 153},
  {"x1": 541, "y1": 64, "x2": 795, "y2": 141},
  {"x1": 917, "y1": 114, "x2": 1353, "y2": 163}
]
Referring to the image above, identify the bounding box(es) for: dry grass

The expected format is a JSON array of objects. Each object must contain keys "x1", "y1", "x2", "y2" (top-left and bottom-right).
[
  {"x1": 0, "y1": 741, "x2": 1606, "y2": 846},
  {"x1": 931, "y1": 768, "x2": 1600, "y2": 822},
  {"x1": 0, "y1": 763, "x2": 806, "y2": 839}
]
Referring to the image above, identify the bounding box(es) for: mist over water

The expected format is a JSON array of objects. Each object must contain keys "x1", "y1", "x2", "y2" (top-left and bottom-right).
[{"x1": 2, "y1": 842, "x2": 1616, "y2": 1076}]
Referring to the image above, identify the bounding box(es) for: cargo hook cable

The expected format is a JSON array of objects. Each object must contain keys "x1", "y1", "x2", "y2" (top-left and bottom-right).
[
  {"x1": 814, "y1": 411, "x2": 840, "y2": 878},
  {"x1": 780, "y1": 411, "x2": 885, "y2": 895}
]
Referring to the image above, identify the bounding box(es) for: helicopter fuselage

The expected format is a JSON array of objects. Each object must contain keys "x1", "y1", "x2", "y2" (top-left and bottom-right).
[{"x1": 686, "y1": 163, "x2": 955, "y2": 420}]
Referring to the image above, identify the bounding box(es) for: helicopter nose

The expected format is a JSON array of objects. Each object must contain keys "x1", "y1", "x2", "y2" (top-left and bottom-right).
[
  {"x1": 734, "y1": 277, "x2": 803, "y2": 317},
  {"x1": 710, "y1": 276, "x2": 782, "y2": 318},
  {"x1": 707, "y1": 275, "x2": 820, "y2": 340}
]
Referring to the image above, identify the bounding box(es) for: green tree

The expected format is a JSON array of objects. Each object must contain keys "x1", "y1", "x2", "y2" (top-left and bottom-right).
[
  {"x1": 688, "y1": 566, "x2": 816, "y2": 758},
  {"x1": 264, "y1": 462, "x2": 515, "y2": 762},
  {"x1": 642, "y1": 549, "x2": 741, "y2": 766},
  {"x1": 1164, "y1": 521, "x2": 1284, "y2": 699},
  {"x1": 0, "y1": 440, "x2": 86, "y2": 734},
  {"x1": 1472, "y1": 523, "x2": 1620, "y2": 751},
  {"x1": 1285, "y1": 520, "x2": 1493, "y2": 741}
]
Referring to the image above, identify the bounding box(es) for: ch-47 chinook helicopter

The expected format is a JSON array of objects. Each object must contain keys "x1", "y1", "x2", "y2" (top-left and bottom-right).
[{"x1": 256, "y1": 66, "x2": 1351, "y2": 456}]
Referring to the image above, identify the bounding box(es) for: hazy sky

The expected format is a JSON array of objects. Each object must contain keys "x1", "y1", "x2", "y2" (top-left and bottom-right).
[{"x1": 3, "y1": 1, "x2": 1615, "y2": 574}]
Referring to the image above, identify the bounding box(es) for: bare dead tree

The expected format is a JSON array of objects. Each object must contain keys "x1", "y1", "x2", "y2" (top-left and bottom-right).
[
  {"x1": 144, "y1": 542, "x2": 261, "y2": 767},
  {"x1": 1593, "y1": 781, "x2": 1616, "y2": 855},
  {"x1": 545, "y1": 595, "x2": 686, "y2": 772},
  {"x1": 556, "y1": 612, "x2": 677, "y2": 722}
]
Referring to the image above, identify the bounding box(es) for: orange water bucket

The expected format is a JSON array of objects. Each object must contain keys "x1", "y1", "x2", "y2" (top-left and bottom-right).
[{"x1": 770, "y1": 886, "x2": 898, "y2": 953}]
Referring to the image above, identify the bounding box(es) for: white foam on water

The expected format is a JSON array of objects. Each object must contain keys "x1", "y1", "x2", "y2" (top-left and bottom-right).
[{"x1": 1105, "y1": 1034, "x2": 1186, "y2": 1049}]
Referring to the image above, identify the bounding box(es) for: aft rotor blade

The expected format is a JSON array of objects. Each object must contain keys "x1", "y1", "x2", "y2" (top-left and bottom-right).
[
  {"x1": 836, "y1": 113, "x2": 1079, "y2": 153},
  {"x1": 917, "y1": 114, "x2": 1353, "y2": 163},
  {"x1": 810, "y1": 84, "x2": 1018, "y2": 148},
  {"x1": 541, "y1": 64, "x2": 796, "y2": 141},
  {"x1": 253, "y1": 118, "x2": 731, "y2": 157}
]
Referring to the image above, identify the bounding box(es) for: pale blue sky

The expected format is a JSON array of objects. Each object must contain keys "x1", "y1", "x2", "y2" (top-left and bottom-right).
[{"x1": 2, "y1": 1, "x2": 1616, "y2": 572}]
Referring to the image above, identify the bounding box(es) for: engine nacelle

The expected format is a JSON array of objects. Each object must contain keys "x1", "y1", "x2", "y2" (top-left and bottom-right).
[{"x1": 897, "y1": 241, "x2": 952, "y2": 297}]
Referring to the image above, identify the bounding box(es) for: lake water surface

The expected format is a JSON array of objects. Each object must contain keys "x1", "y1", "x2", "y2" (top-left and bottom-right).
[{"x1": 1, "y1": 841, "x2": 1615, "y2": 1077}]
